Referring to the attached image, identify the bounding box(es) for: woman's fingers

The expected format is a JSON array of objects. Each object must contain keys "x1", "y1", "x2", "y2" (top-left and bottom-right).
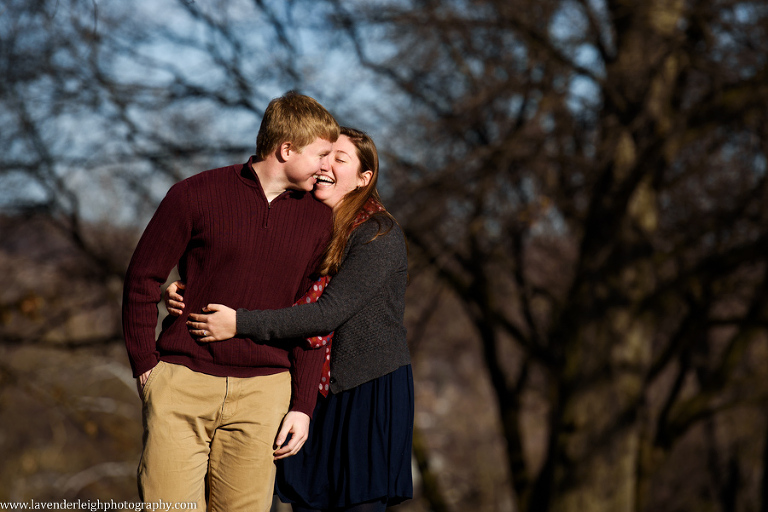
[
  {"x1": 185, "y1": 307, "x2": 235, "y2": 342},
  {"x1": 187, "y1": 325, "x2": 216, "y2": 343},
  {"x1": 167, "y1": 300, "x2": 184, "y2": 316}
]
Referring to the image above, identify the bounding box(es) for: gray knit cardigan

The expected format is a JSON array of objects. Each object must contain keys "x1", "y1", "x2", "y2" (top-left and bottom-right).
[{"x1": 236, "y1": 216, "x2": 411, "y2": 393}]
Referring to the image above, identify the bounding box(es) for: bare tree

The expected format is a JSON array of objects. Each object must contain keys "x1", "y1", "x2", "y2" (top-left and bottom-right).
[
  {"x1": 3, "y1": 0, "x2": 768, "y2": 508},
  {"x1": 0, "y1": 0, "x2": 338, "y2": 345},
  {"x1": 0, "y1": 0, "x2": 341, "y2": 500},
  {"x1": 324, "y1": 0, "x2": 768, "y2": 510}
]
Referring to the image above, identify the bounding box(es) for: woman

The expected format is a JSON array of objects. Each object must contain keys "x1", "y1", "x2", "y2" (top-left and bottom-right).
[{"x1": 165, "y1": 127, "x2": 413, "y2": 512}]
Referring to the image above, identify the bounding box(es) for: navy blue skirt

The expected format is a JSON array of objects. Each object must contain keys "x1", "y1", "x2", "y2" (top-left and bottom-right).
[{"x1": 275, "y1": 365, "x2": 414, "y2": 509}]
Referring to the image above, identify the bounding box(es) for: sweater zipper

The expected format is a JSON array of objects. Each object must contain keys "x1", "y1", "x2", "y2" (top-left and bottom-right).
[{"x1": 265, "y1": 191, "x2": 290, "y2": 228}]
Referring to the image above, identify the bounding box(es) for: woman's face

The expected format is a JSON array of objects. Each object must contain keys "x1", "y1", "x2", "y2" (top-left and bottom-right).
[{"x1": 313, "y1": 135, "x2": 372, "y2": 209}]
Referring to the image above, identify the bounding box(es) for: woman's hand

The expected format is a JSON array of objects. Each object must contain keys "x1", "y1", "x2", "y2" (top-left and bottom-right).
[
  {"x1": 187, "y1": 304, "x2": 237, "y2": 342},
  {"x1": 163, "y1": 281, "x2": 186, "y2": 316}
]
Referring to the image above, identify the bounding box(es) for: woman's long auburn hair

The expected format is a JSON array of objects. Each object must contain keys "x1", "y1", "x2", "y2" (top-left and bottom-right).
[{"x1": 316, "y1": 127, "x2": 397, "y2": 276}]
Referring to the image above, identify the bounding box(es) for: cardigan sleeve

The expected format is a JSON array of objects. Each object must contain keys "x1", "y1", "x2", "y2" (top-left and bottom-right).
[
  {"x1": 122, "y1": 181, "x2": 193, "y2": 377},
  {"x1": 236, "y1": 219, "x2": 406, "y2": 340}
]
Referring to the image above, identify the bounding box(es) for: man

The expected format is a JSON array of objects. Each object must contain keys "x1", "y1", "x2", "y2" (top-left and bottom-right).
[{"x1": 122, "y1": 91, "x2": 338, "y2": 511}]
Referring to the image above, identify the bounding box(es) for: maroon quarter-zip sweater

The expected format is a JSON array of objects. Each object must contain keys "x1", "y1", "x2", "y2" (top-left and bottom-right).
[{"x1": 122, "y1": 158, "x2": 332, "y2": 416}]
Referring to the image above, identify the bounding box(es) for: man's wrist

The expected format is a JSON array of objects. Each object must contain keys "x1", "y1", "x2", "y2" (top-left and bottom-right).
[{"x1": 289, "y1": 401, "x2": 316, "y2": 419}]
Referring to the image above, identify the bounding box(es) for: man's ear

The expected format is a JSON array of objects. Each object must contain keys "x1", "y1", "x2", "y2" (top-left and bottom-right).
[
  {"x1": 358, "y1": 170, "x2": 373, "y2": 188},
  {"x1": 279, "y1": 142, "x2": 293, "y2": 161}
]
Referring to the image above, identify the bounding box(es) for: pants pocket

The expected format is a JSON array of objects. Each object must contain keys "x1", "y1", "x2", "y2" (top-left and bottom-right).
[{"x1": 141, "y1": 361, "x2": 167, "y2": 401}]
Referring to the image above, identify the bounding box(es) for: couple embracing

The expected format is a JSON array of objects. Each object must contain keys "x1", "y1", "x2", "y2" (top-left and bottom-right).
[{"x1": 123, "y1": 92, "x2": 413, "y2": 512}]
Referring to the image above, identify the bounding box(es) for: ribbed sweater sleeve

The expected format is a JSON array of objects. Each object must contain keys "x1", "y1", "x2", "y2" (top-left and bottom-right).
[
  {"x1": 289, "y1": 343, "x2": 325, "y2": 416},
  {"x1": 236, "y1": 219, "x2": 400, "y2": 340},
  {"x1": 122, "y1": 181, "x2": 192, "y2": 376}
]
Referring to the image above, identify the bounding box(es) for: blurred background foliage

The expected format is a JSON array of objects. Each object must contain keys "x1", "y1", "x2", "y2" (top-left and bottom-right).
[{"x1": 1, "y1": 0, "x2": 768, "y2": 510}]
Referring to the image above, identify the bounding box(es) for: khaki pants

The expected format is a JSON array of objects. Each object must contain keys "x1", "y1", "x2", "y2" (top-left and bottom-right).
[{"x1": 138, "y1": 361, "x2": 291, "y2": 512}]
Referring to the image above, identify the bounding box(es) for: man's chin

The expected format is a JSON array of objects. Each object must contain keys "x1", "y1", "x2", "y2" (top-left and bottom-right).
[{"x1": 289, "y1": 182, "x2": 314, "y2": 193}]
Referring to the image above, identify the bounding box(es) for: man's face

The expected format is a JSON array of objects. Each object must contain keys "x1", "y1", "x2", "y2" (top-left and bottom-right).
[{"x1": 283, "y1": 137, "x2": 333, "y2": 192}]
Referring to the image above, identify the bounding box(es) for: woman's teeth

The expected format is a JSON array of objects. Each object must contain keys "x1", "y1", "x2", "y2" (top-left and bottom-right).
[{"x1": 314, "y1": 175, "x2": 335, "y2": 184}]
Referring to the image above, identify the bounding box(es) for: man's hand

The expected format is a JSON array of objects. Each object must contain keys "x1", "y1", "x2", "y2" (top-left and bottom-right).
[
  {"x1": 136, "y1": 367, "x2": 153, "y2": 397},
  {"x1": 273, "y1": 411, "x2": 311, "y2": 460}
]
